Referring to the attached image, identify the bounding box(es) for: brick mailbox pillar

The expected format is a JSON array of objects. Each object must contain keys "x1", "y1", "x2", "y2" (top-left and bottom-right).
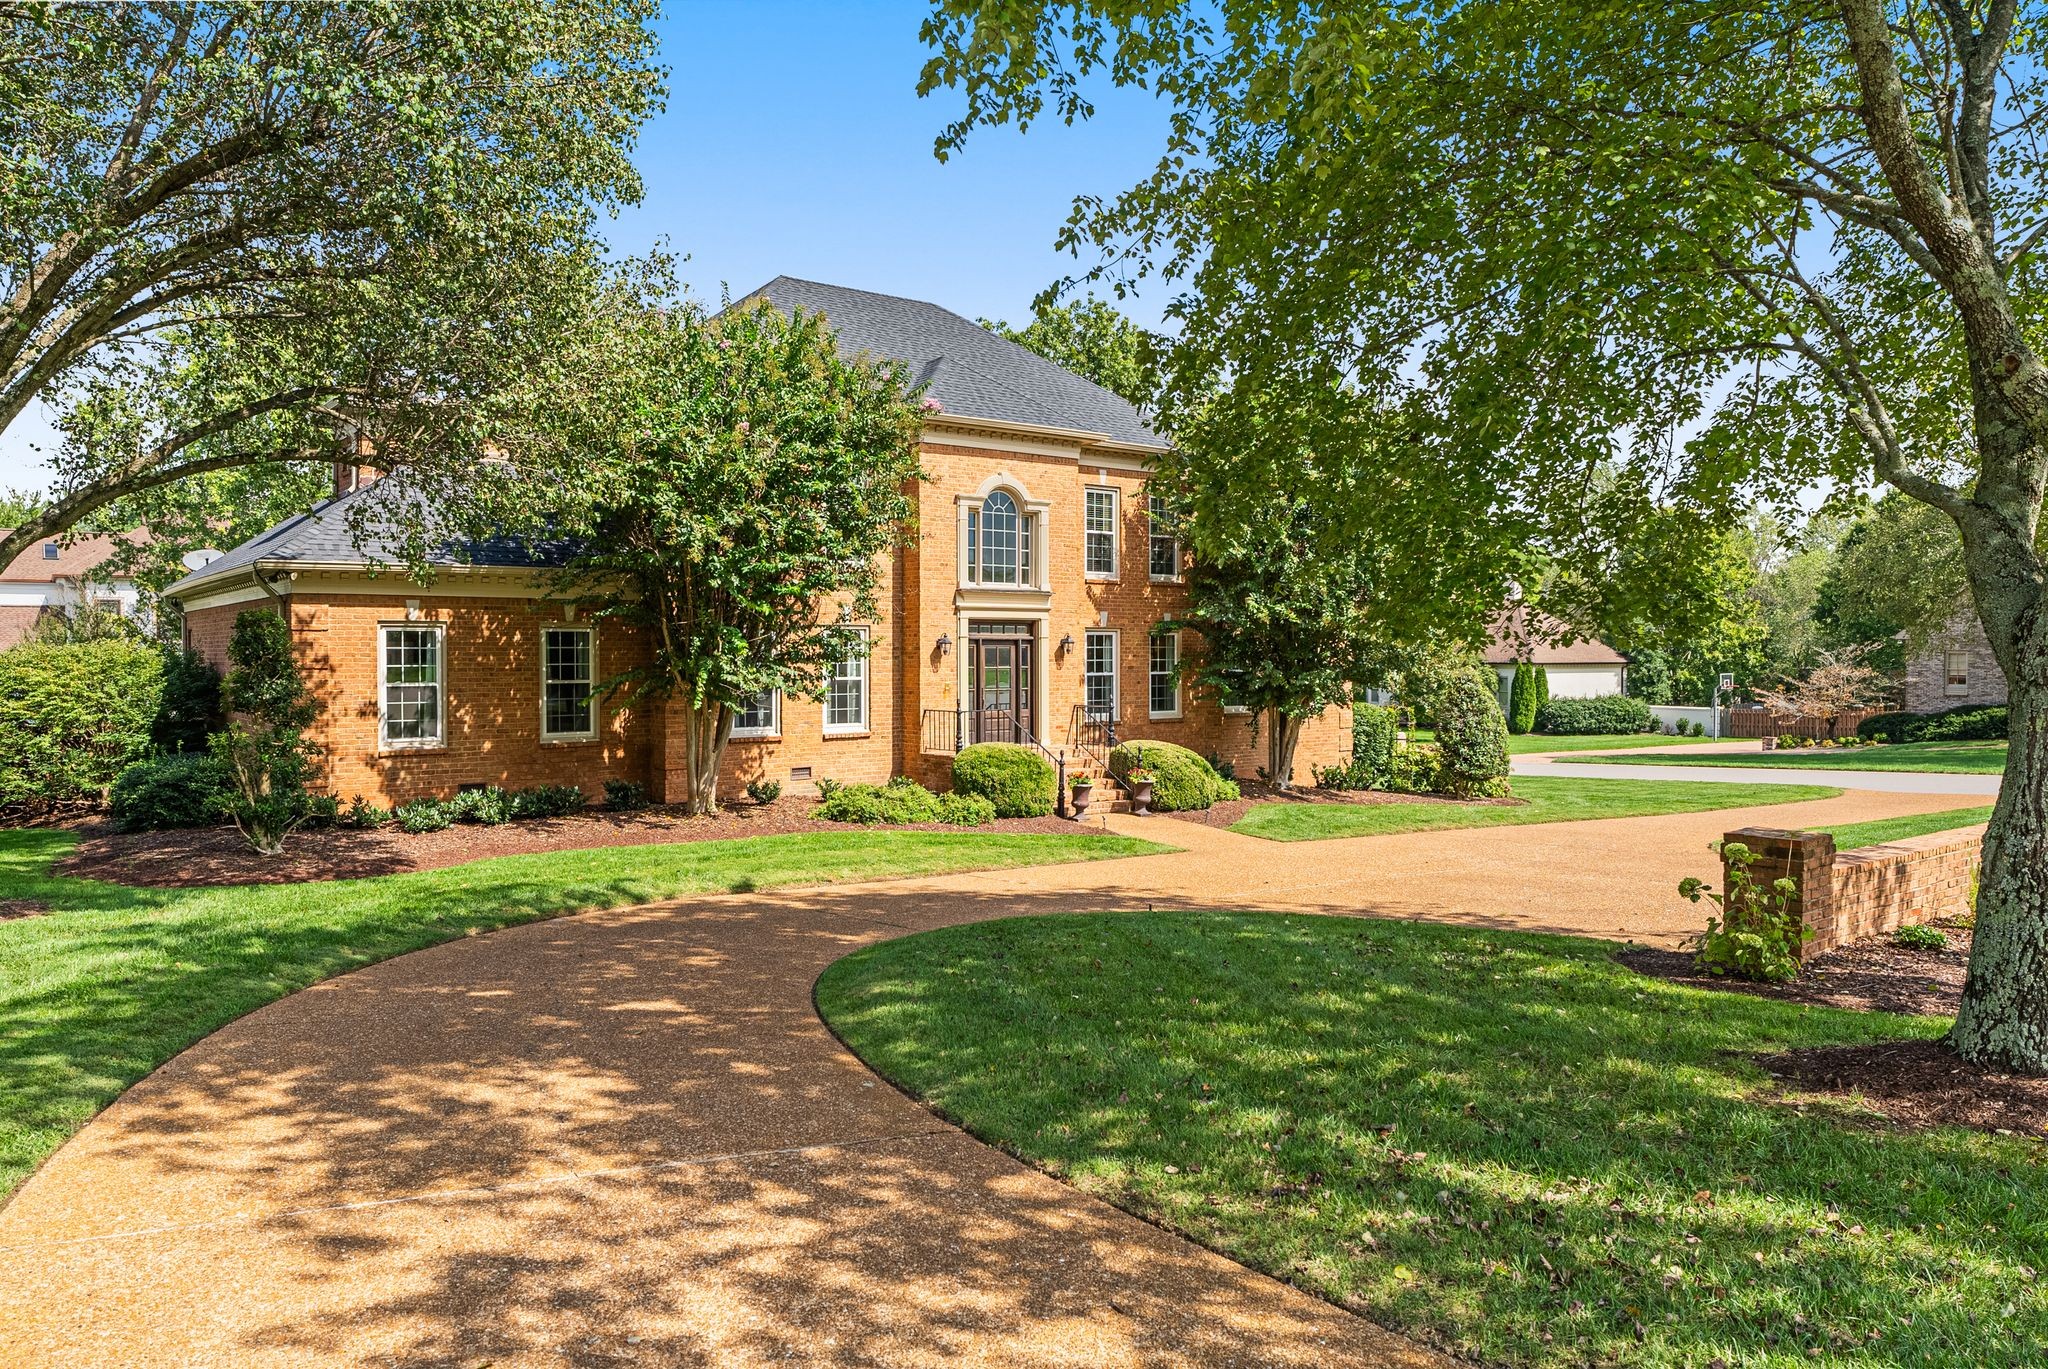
[{"x1": 1721, "y1": 827, "x2": 1836, "y2": 960}]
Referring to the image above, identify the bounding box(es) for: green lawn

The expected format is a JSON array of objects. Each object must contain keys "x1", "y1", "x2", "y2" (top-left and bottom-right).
[
  {"x1": 0, "y1": 826, "x2": 1167, "y2": 1200},
  {"x1": 1231, "y1": 775, "x2": 1841, "y2": 842},
  {"x1": 819, "y1": 912, "x2": 2047, "y2": 1369},
  {"x1": 1815, "y1": 805, "x2": 1993, "y2": 852},
  {"x1": 1599, "y1": 740, "x2": 2009, "y2": 774}
]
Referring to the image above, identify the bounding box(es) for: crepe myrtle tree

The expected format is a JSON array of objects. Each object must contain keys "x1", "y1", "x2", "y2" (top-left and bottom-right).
[
  {"x1": 924, "y1": 0, "x2": 2048, "y2": 1071},
  {"x1": 0, "y1": 0, "x2": 663, "y2": 572},
  {"x1": 546, "y1": 274, "x2": 925, "y2": 815}
]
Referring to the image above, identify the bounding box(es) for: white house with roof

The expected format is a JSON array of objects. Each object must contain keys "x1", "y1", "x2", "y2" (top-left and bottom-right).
[{"x1": 0, "y1": 530, "x2": 148, "y2": 649}]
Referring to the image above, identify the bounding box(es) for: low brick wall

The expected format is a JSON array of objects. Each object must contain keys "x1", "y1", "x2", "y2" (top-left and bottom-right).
[{"x1": 1722, "y1": 824, "x2": 1984, "y2": 958}]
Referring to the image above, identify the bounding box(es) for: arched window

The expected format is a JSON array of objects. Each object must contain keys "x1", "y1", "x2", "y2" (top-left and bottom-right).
[{"x1": 968, "y1": 489, "x2": 1032, "y2": 585}]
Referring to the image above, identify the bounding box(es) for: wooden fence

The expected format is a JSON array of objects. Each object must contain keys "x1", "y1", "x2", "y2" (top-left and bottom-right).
[{"x1": 1724, "y1": 706, "x2": 1886, "y2": 740}]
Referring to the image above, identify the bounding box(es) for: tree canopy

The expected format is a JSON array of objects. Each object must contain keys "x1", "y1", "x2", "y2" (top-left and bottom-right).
[
  {"x1": 0, "y1": 0, "x2": 664, "y2": 570},
  {"x1": 981, "y1": 297, "x2": 1162, "y2": 407}
]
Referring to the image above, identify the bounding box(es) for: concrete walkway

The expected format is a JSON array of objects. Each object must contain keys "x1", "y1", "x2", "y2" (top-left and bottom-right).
[
  {"x1": 0, "y1": 786, "x2": 1986, "y2": 1367},
  {"x1": 1513, "y1": 753, "x2": 2003, "y2": 794}
]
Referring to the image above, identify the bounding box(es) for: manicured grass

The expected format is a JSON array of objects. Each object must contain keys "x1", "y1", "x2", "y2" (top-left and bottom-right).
[
  {"x1": 1230, "y1": 775, "x2": 1841, "y2": 842},
  {"x1": 1599, "y1": 740, "x2": 2009, "y2": 774},
  {"x1": 819, "y1": 912, "x2": 2047, "y2": 1368},
  {"x1": 1815, "y1": 806, "x2": 1993, "y2": 852},
  {"x1": 0, "y1": 826, "x2": 1168, "y2": 1200},
  {"x1": 1507, "y1": 732, "x2": 1739, "y2": 755}
]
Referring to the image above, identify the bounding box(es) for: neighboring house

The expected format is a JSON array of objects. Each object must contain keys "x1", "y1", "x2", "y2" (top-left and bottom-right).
[
  {"x1": 0, "y1": 530, "x2": 147, "y2": 650},
  {"x1": 1482, "y1": 606, "x2": 1628, "y2": 710},
  {"x1": 165, "y1": 277, "x2": 1352, "y2": 807},
  {"x1": 1902, "y1": 612, "x2": 2008, "y2": 713}
]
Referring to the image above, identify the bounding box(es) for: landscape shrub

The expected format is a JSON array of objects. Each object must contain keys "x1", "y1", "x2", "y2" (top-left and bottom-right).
[
  {"x1": 394, "y1": 798, "x2": 453, "y2": 833},
  {"x1": 1507, "y1": 661, "x2": 1537, "y2": 735},
  {"x1": 746, "y1": 777, "x2": 782, "y2": 805},
  {"x1": 0, "y1": 638, "x2": 162, "y2": 809},
  {"x1": 1894, "y1": 924, "x2": 1949, "y2": 951},
  {"x1": 1386, "y1": 743, "x2": 1443, "y2": 795},
  {"x1": 1534, "y1": 694, "x2": 1655, "y2": 735},
  {"x1": 1917, "y1": 706, "x2": 2008, "y2": 742},
  {"x1": 604, "y1": 778, "x2": 650, "y2": 811},
  {"x1": 107, "y1": 753, "x2": 232, "y2": 831},
  {"x1": 817, "y1": 775, "x2": 992, "y2": 825},
  {"x1": 1533, "y1": 664, "x2": 1551, "y2": 713},
  {"x1": 450, "y1": 786, "x2": 515, "y2": 825},
  {"x1": 1855, "y1": 711, "x2": 1915, "y2": 742},
  {"x1": 1108, "y1": 739, "x2": 1239, "y2": 811},
  {"x1": 952, "y1": 742, "x2": 1057, "y2": 817},
  {"x1": 510, "y1": 784, "x2": 584, "y2": 818},
  {"x1": 1680, "y1": 842, "x2": 1809, "y2": 982},
  {"x1": 1351, "y1": 703, "x2": 1397, "y2": 788},
  {"x1": 210, "y1": 610, "x2": 322, "y2": 855},
  {"x1": 343, "y1": 796, "x2": 392, "y2": 829},
  {"x1": 1435, "y1": 671, "x2": 1512, "y2": 798},
  {"x1": 150, "y1": 649, "x2": 223, "y2": 754}
]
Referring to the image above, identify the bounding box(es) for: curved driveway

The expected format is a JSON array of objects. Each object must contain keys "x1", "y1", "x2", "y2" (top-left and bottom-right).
[{"x1": 0, "y1": 785, "x2": 1982, "y2": 1367}]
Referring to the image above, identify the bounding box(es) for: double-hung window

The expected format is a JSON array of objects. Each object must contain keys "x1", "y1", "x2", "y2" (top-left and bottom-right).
[
  {"x1": 1946, "y1": 651, "x2": 1971, "y2": 695},
  {"x1": 541, "y1": 627, "x2": 596, "y2": 740},
  {"x1": 825, "y1": 628, "x2": 870, "y2": 733},
  {"x1": 732, "y1": 688, "x2": 780, "y2": 738},
  {"x1": 381, "y1": 624, "x2": 444, "y2": 748},
  {"x1": 1084, "y1": 487, "x2": 1118, "y2": 577},
  {"x1": 1147, "y1": 493, "x2": 1180, "y2": 580},
  {"x1": 1084, "y1": 630, "x2": 1118, "y2": 719},
  {"x1": 1149, "y1": 629, "x2": 1180, "y2": 718},
  {"x1": 968, "y1": 491, "x2": 1031, "y2": 585}
]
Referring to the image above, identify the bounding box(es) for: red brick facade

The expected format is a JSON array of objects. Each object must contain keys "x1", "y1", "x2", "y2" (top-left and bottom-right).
[
  {"x1": 1721, "y1": 824, "x2": 1983, "y2": 958},
  {"x1": 179, "y1": 426, "x2": 1353, "y2": 807}
]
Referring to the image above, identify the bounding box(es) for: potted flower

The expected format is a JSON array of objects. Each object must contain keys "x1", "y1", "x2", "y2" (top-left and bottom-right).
[
  {"x1": 1124, "y1": 766, "x2": 1156, "y2": 815},
  {"x1": 1070, "y1": 773, "x2": 1096, "y2": 818}
]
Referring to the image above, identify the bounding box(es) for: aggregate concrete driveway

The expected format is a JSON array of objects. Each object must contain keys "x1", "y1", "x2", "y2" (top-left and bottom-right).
[{"x1": 0, "y1": 785, "x2": 1984, "y2": 1367}]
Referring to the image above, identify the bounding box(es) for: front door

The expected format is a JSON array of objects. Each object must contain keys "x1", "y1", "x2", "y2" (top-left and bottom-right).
[{"x1": 970, "y1": 626, "x2": 1034, "y2": 743}]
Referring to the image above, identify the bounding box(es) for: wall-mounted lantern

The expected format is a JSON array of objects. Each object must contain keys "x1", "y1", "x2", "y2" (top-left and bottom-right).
[
  {"x1": 936, "y1": 633, "x2": 952, "y2": 658},
  {"x1": 1058, "y1": 633, "x2": 1075, "y2": 657}
]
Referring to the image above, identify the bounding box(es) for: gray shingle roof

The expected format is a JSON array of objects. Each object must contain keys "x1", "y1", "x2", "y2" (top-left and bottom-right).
[
  {"x1": 746, "y1": 277, "x2": 1165, "y2": 449},
  {"x1": 165, "y1": 472, "x2": 577, "y2": 598}
]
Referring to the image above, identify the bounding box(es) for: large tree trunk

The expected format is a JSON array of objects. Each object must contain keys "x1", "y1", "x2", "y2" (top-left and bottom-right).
[
  {"x1": 1265, "y1": 711, "x2": 1305, "y2": 790},
  {"x1": 680, "y1": 702, "x2": 734, "y2": 816},
  {"x1": 1950, "y1": 616, "x2": 2048, "y2": 1071}
]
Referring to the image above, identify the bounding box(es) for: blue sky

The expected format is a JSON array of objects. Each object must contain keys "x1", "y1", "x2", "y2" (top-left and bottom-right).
[{"x1": 0, "y1": 1, "x2": 1172, "y2": 491}]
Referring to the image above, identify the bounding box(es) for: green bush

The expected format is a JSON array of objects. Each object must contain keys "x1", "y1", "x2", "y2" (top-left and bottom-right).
[
  {"x1": 449, "y1": 786, "x2": 514, "y2": 825},
  {"x1": 1681, "y1": 842, "x2": 1810, "y2": 983},
  {"x1": 394, "y1": 798, "x2": 453, "y2": 833},
  {"x1": 1436, "y1": 670, "x2": 1512, "y2": 798},
  {"x1": 107, "y1": 753, "x2": 231, "y2": 831},
  {"x1": 1856, "y1": 704, "x2": 2007, "y2": 743},
  {"x1": 343, "y1": 796, "x2": 392, "y2": 829},
  {"x1": 1894, "y1": 924, "x2": 1949, "y2": 951},
  {"x1": 817, "y1": 775, "x2": 993, "y2": 826},
  {"x1": 211, "y1": 609, "x2": 322, "y2": 855},
  {"x1": 1508, "y1": 661, "x2": 1537, "y2": 735},
  {"x1": 150, "y1": 649, "x2": 223, "y2": 754},
  {"x1": 510, "y1": 784, "x2": 584, "y2": 818},
  {"x1": 1534, "y1": 694, "x2": 1655, "y2": 735},
  {"x1": 0, "y1": 638, "x2": 163, "y2": 809},
  {"x1": 1108, "y1": 739, "x2": 1240, "y2": 811},
  {"x1": 1351, "y1": 703, "x2": 1397, "y2": 788},
  {"x1": 952, "y1": 742, "x2": 1057, "y2": 817},
  {"x1": 1533, "y1": 664, "x2": 1551, "y2": 713},
  {"x1": 604, "y1": 778, "x2": 650, "y2": 811},
  {"x1": 747, "y1": 777, "x2": 782, "y2": 805},
  {"x1": 1387, "y1": 743, "x2": 1443, "y2": 795},
  {"x1": 1855, "y1": 711, "x2": 1915, "y2": 742}
]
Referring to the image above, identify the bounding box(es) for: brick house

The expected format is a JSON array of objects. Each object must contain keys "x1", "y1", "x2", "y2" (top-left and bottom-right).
[
  {"x1": 164, "y1": 278, "x2": 1352, "y2": 807},
  {"x1": 0, "y1": 529, "x2": 147, "y2": 649},
  {"x1": 1901, "y1": 611, "x2": 2008, "y2": 714}
]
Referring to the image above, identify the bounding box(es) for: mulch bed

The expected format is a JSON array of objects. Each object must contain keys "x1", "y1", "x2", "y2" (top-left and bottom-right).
[
  {"x1": 1623, "y1": 924, "x2": 2048, "y2": 1137},
  {"x1": 0, "y1": 899, "x2": 48, "y2": 921},
  {"x1": 57, "y1": 798, "x2": 1093, "y2": 889},
  {"x1": 1160, "y1": 781, "x2": 1523, "y2": 829}
]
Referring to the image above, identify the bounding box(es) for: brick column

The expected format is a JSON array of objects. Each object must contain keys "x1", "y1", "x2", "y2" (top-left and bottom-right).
[{"x1": 1721, "y1": 827, "x2": 1836, "y2": 959}]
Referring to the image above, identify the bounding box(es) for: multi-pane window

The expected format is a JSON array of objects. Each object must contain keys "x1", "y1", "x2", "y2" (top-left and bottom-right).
[
  {"x1": 969, "y1": 491, "x2": 1031, "y2": 585},
  {"x1": 825, "y1": 628, "x2": 869, "y2": 733},
  {"x1": 733, "y1": 688, "x2": 779, "y2": 737},
  {"x1": 1149, "y1": 630, "x2": 1180, "y2": 717},
  {"x1": 1148, "y1": 493, "x2": 1180, "y2": 580},
  {"x1": 542, "y1": 627, "x2": 595, "y2": 739},
  {"x1": 381, "y1": 624, "x2": 444, "y2": 747},
  {"x1": 1946, "y1": 651, "x2": 1971, "y2": 694},
  {"x1": 1084, "y1": 487, "x2": 1118, "y2": 577},
  {"x1": 1084, "y1": 631, "x2": 1118, "y2": 718}
]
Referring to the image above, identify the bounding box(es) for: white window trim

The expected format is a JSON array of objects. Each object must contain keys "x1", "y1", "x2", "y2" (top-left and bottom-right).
[
  {"x1": 1945, "y1": 650, "x2": 1971, "y2": 695},
  {"x1": 1147, "y1": 493, "x2": 1182, "y2": 582},
  {"x1": 1084, "y1": 486, "x2": 1120, "y2": 580},
  {"x1": 824, "y1": 627, "x2": 871, "y2": 735},
  {"x1": 540, "y1": 624, "x2": 599, "y2": 742},
  {"x1": 1148, "y1": 629, "x2": 1182, "y2": 720},
  {"x1": 732, "y1": 687, "x2": 781, "y2": 739},
  {"x1": 1083, "y1": 629, "x2": 1119, "y2": 720},
  {"x1": 379, "y1": 622, "x2": 447, "y2": 751}
]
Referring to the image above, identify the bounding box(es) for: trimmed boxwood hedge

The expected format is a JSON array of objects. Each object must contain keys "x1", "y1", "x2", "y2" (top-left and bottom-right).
[
  {"x1": 1109, "y1": 739, "x2": 1239, "y2": 811},
  {"x1": 1534, "y1": 694, "x2": 1655, "y2": 735},
  {"x1": 0, "y1": 639, "x2": 163, "y2": 808},
  {"x1": 952, "y1": 742, "x2": 1057, "y2": 817},
  {"x1": 1859, "y1": 704, "x2": 2008, "y2": 743}
]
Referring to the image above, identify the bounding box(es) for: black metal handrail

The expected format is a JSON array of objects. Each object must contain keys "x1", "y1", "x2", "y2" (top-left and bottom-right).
[{"x1": 921, "y1": 706, "x2": 1072, "y2": 817}]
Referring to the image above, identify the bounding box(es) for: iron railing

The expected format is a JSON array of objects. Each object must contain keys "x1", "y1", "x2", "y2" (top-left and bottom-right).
[{"x1": 920, "y1": 707, "x2": 1073, "y2": 817}]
